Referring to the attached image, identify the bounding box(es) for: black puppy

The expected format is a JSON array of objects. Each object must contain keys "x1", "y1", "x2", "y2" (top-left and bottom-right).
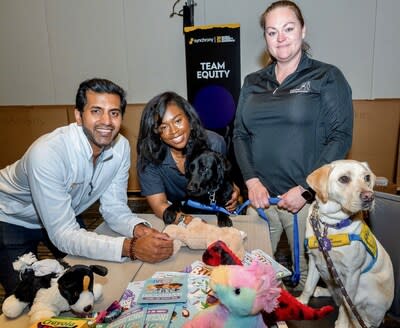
[{"x1": 163, "y1": 150, "x2": 234, "y2": 227}]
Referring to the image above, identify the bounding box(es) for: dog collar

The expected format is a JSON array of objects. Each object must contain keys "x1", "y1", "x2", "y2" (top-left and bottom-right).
[{"x1": 321, "y1": 217, "x2": 352, "y2": 230}]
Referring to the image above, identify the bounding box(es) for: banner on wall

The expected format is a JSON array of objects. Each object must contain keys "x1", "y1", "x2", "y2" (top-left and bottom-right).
[{"x1": 184, "y1": 24, "x2": 240, "y2": 131}]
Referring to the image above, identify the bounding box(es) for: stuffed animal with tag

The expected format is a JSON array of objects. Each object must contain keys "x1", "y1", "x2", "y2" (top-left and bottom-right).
[
  {"x1": 2, "y1": 253, "x2": 108, "y2": 323},
  {"x1": 163, "y1": 217, "x2": 247, "y2": 260},
  {"x1": 183, "y1": 261, "x2": 335, "y2": 328}
]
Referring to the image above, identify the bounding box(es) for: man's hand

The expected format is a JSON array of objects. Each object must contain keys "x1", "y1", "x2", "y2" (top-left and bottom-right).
[
  {"x1": 134, "y1": 231, "x2": 173, "y2": 263},
  {"x1": 277, "y1": 186, "x2": 306, "y2": 213},
  {"x1": 133, "y1": 223, "x2": 158, "y2": 238}
]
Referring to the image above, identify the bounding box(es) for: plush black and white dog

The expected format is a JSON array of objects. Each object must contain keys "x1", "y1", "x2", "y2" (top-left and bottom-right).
[{"x1": 2, "y1": 253, "x2": 108, "y2": 323}]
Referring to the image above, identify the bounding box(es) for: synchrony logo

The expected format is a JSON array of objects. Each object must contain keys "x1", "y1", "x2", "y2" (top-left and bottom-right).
[{"x1": 188, "y1": 35, "x2": 235, "y2": 45}]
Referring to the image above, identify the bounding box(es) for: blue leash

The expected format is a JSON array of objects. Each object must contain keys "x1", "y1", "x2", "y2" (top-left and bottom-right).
[
  {"x1": 185, "y1": 199, "x2": 232, "y2": 216},
  {"x1": 185, "y1": 197, "x2": 301, "y2": 285},
  {"x1": 238, "y1": 198, "x2": 300, "y2": 285}
]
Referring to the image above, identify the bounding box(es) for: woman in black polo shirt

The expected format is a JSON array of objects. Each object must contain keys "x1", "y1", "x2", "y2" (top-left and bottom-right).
[{"x1": 137, "y1": 91, "x2": 239, "y2": 225}]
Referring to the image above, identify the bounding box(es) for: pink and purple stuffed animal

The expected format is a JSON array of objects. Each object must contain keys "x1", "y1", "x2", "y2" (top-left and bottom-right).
[
  {"x1": 183, "y1": 261, "x2": 334, "y2": 328},
  {"x1": 183, "y1": 261, "x2": 281, "y2": 327}
]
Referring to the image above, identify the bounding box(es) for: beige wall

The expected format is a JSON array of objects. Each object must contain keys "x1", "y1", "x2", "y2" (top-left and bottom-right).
[
  {"x1": 1, "y1": 100, "x2": 399, "y2": 192},
  {"x1": 1, "y1": 1, "x2": 400, "y2": 105}
]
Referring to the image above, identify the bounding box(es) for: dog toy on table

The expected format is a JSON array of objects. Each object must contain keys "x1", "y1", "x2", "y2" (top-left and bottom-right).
[
  {"x1": 2, "y1": 252, "x2": 108, "y2": 324},
  {"x1": 163, "y1": 216, "x2": 247, "y2": 260},
  {"x1": 183, "y1": 261, "x2": 334, "y2": 328},
  {"x1": 183, "y1": 261, "x2": 281, "y2": 328},
  {"x1": 187, "y1": 245, "x2": 334, "y2": 328}
]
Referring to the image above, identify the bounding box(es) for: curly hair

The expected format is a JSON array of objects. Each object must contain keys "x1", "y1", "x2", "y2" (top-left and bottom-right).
[{"x1": 137, "y1": 91, "x2": 209, "y2": 171}]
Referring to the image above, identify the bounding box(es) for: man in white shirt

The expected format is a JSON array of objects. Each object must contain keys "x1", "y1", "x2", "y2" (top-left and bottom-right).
[{"x1": 0, "y1": 78, "x2": 173, "y2": 296}]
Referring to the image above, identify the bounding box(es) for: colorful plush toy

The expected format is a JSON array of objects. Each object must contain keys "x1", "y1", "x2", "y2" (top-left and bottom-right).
[
  {"x1": 2, "y1": 253, "x2": 108, "y2": 324},
  {"x1": 183, "y1": 260, "x2": 335, "y2": 327},
  {"x1": 164, "y1": 217, "x2": 247, "y2": 260}
]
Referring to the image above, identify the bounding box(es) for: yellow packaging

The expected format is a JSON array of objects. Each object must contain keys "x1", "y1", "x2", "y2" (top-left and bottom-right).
[{"x1": 30, "y1": 317, "x2": 89, "y2": 328}]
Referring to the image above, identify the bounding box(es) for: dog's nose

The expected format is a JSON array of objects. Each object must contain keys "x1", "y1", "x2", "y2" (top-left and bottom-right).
[
  {"x1": 361, "y1": 191, "x2": 374, "y2": 203},
  {"x1": 187, "y1": 182, "x2": 198, "y2": 192},
  {"x1": 83, "y1": 305, "x2": 92, "y2": 313}
]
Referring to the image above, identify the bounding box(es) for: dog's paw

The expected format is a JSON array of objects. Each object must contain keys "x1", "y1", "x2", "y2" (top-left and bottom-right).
[
  {"x1": 217, "y1": 215, "x2": 233, "y2": 227},
  {"x1": 313, "y1": 286, "x2": 331, "y2": 298},
  {"x1": 296, "y1": 294, "x2": 310, "y2": 305},
  {"x1": 29, "y1": 309, "x2": 57, "y2": 324},
  {"x1": 2, "y1": 295, "x2": 29, "y2": 318}
]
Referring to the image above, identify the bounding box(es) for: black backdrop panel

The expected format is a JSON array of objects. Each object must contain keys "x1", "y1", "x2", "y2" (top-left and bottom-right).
[{"x1": 184, "y1": 24, "x2": 241, "y2": 130}]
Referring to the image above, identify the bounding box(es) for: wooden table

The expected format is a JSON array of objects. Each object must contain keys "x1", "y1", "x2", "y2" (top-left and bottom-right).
[{"x1": 0, "y1": 214, "x2": 272, "y2": 327}]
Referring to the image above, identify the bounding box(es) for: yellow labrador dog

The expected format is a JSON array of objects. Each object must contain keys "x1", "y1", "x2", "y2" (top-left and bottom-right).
[{"x1": 298, "y1": 160, "x2": 394, "y2": 328}]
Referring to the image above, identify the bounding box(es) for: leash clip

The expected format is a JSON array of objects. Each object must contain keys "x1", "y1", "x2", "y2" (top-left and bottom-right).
[{"x1": 208, "y1": 191, "x2": 216, "y2": 205}]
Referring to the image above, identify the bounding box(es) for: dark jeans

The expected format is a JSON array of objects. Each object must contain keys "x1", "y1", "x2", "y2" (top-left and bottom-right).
[{"x1": 0, "y1": 216, "x2": 85, "y2": 296}]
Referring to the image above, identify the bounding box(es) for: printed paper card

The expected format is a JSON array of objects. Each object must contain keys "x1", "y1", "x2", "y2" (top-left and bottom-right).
[
  {"x1": 104, "y1": 306, "x2": 147, "y2": 328},
  {"x1": 119, "y1": 280, "x2": 145, "y2": 309},
  {"x1": 144, "y1": 303, "x2": 175, "y2": 328},
  {"x1": 184, "y1": 260, "x2": 213, "y2": 276},
  {"x1": 243, "y1": 249, "x2": 292, "y2": 279},
  {"x1": 138, "y1": 273, "x2": 188, "y2": 304},
  {"x1": 168, "y1": 274, "x2": 210, "y2": 328}
]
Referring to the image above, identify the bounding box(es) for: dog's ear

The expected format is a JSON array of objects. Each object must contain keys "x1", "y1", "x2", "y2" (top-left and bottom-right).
[
  {"x1": 306, "y1": 164, "x2": 332, "y2": 203},
  {"x1": 90, "y1": 265, "x2": 108, "y2": 277},
  {"x1": 163, "y1": 202, "x2": 181, "y2": 224},
  {"x1": 223, "y1": 156, "x2": 232, "y2": 174}
]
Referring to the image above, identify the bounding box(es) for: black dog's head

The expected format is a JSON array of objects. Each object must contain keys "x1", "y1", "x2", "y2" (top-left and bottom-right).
[
  {"x1": 186, "y1": 150, "x2": 232, "y2": 198},
  {"x1": 162, "y1": 150, "x2": 234, "y2": 227},
  {"x1": 58, "y1": 264, "x2": 108, "y2": 315}
]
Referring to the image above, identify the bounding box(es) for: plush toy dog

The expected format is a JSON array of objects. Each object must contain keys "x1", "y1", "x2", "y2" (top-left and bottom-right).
[
  {"x1": 183, "y1": 262, "x2": 334, "y2": 328},
  {"x1": 163, "y1": 217, "x2": 247, "y2": 260},
  {"x1": 2, "y1": 253, "x2": 108, "y2": 323}
]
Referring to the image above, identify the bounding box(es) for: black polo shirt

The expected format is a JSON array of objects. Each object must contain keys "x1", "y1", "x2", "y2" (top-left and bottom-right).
[{"x1": 138, "y1": 130, "x2": 226, "y2": 202}]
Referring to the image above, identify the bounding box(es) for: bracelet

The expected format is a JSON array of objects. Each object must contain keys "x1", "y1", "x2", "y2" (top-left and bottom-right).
[{"x1": 129, "y1": 237, "x2": 138, "y2": 261}]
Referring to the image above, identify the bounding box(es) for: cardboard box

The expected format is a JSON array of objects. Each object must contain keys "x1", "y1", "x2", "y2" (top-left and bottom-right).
[
  {"x1": 374, "y1": 183, "x2": 398, "y2": 195},
  {"x1": 0, "y1": 106, "x2": 69, "y2": 170},
  {"x1": 30, "y1": 317, "x2": 89, "y2": 328},
  {"x1": 120, "y1": 104, "x2": 145, "y2": 192},
  {"x1": 347, "y1": 100, "x2": 400, "y2": 183}
]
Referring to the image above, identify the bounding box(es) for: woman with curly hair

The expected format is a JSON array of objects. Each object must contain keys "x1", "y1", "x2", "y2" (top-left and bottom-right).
[{"x1": 137, "y1": 91, "x2": 239, "y2": 224}]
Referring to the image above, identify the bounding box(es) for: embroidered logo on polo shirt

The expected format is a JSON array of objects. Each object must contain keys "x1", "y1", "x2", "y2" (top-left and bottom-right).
[{"x1": 290, "y1": 81, "x2": 311, "y2": 93}]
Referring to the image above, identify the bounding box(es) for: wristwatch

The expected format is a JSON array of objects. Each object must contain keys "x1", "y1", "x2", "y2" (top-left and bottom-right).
[{"x1": 300, "y1": 187, "x2": 315, "y2": 203}]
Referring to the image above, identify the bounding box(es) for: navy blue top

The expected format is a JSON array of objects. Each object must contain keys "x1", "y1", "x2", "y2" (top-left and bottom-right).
[
  {"x1": 138, "y1": 130, "x2": 226, "y2": 202},
  {"x1": 233, "y1": 53, "x2": 353, "y2": 196}
]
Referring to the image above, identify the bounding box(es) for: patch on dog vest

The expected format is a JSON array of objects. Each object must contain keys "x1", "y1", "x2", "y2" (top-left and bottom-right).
[
  {"x1": 307, "y1": 234, "x2": 350, "y2": 249},
  {"x1": 359, "y1": 223, "x2": 377, "y2": 258},
  {"x1": 305, "y1": 223, "x2": 378, "y2": 273}
]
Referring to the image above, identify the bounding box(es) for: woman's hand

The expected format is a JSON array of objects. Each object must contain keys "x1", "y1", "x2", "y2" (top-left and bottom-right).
[
  {"x1": 225, "y1": 183, "x2": 241, "y2": 212},
  {"x1": 246, "y1": 178, "x2": 270, "y2": 209},
  {"x1": 277, "y1": 186, "x2": 306, "y2": 213}
]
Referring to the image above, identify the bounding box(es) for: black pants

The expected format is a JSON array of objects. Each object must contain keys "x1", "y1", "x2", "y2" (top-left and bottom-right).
[{"x1": 0, "y1": 216, "x2": 84, "y2": 296}]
